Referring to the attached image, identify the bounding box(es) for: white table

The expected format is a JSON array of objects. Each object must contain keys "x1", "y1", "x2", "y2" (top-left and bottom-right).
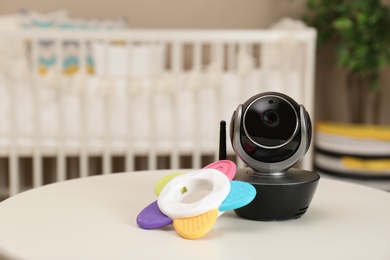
[{"x1": 0, "y1": 170, "x2": 390, "y2": 260}]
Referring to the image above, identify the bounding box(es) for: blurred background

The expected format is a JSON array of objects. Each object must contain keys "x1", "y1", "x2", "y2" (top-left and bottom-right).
[
  {"x1": 1, "y1": 0, "x2": 389, "y2": 124},
  {"x1": 0, "y1": 0, "x2": 389, "y2": 198}
]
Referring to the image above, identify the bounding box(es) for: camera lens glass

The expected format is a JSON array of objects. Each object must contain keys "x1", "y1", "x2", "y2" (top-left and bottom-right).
[
  {"x1": 243, "y1": 95, "x2": 298, "y2": 147},
  {"x1": 262, "y1": 110, "x2": 279, "y2": 128}
]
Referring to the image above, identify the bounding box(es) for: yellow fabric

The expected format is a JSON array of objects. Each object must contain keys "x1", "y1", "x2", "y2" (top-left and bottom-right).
[
  {"x1": 38, "y1": 66, "x2": 48, "y2": 75},
  {"x1": 342, "y1": 157, "x2": 390, "y2": 172},
  {"x1": 316, "y1": 122, "x2": 390, "y2": 141},
  {"x1": 63, "y1": 65, "x2": 79, "y2": 75},
  {"x1": 38, "y1": 65, "x2": 94, "y2": 75}
]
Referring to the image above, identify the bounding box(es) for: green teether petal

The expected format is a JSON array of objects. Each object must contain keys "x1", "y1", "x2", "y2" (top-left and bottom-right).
[{"x1": 154, "y1": 172, "x2": 185, "y2": 196}]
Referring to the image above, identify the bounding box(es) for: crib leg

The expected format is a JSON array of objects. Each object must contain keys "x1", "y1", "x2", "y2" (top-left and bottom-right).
[
  {"x1": 9, "y1": 152, "x2": 19, "y2": 196},
  {"x1": 103, "y1": 151, "x2": 111, "y2": 175},
  {"x1": 147, "y1": 153, "x2": 157, "y2": 171},
  {"x1": 80, "y1": 152, "x2": 88, "y2": 178},
  {"x1": 69, "y1": 157, "x2": 79, "y2": 179},
  {"x1": 170, "y1": 151, "x2": 179, "y2": 170},
  {"x1": 33, "y1": 152, "x2": 42, "y2": 188},
  {"x1": 125, "y1": 150, "x2": 134, "y2": 172},
  {"x1": 192, "y1": 152, "x2": 201, "y2": 169},
  {"x1": 57, "y1": 152, "x2": 66, "y2": 182}
]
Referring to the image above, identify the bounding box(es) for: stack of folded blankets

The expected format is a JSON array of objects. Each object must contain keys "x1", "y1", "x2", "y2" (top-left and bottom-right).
[{"x1": 314, "y1": 122, "x2": 390, "y2": 191}]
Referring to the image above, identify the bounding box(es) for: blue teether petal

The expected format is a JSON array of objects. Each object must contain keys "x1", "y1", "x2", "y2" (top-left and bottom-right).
[{"x1": 218, "y1": 181, "x2": 256, "y2": 212}]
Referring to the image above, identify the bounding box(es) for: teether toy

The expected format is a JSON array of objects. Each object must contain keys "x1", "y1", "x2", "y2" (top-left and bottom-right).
[
  {"x1": 219, "y1": 180, "x2": 257, "y2": 212},
  {"x1": 136, "y1": 160, "x2": 256, "y2": 239},
  {"x1": 203, "y1": 160, "x2": 236, "y2": 180},
  {"x1": 173, "y1": 209, "x2": 219, "y2": 240},
  {"x1": 158, "y1": 169, "x2": 231, "y2": 219},
  {"x1": 136, "y1": 201, "x2": 172, "y2": 229},
  {"x1": 154, "y1": 172, "x2": 184, "y2": 196}
]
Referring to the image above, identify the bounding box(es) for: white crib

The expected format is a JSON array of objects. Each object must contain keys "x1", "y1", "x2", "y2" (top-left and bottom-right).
[{"x1": 0, "y1": 25, "x2": 316, "y2": 198}]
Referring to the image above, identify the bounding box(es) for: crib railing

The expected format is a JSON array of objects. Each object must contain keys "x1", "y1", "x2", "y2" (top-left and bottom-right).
[{"x1": 0, "y1": 28, "x2": 316, "y2": 198}]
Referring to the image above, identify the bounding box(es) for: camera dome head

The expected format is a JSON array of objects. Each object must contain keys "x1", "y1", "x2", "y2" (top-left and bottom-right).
[{"x1": 230, "y1": 92, "x2": 312, "y2": 174}]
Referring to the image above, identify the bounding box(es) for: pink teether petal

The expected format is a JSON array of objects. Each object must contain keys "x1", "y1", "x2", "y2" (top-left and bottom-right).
[{"x1": 203, "y1": 160, "x2": 236, "y2": 180}]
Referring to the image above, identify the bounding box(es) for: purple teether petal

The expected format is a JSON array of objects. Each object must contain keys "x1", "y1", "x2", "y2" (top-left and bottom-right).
[
  {"x1": 137, "y1": 200, "x2": 173, "y2": 229},
  {"x1": 203, "y1": 160, "x2": 236, "y2": 180}
]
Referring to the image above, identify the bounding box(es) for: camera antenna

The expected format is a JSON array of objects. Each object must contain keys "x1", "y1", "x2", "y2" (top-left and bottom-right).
[{"x1": 219, "y1": 120, "x2": 227, "y2": 160}]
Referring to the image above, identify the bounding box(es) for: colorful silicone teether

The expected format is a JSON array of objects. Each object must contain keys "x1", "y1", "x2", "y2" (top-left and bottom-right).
[
  {"x1": 136, "y1": 201, "x2": 172, "y2": 229},
  {"x1": 138, "y1": 160, "x2": 235, "y2": 230},
  {"x1": 203, "y1": 160, "x2": 236, "y2": 180},
  {"x1": 173, "y1": 209, "x2": 219, "y2": 239},
  {"x1": 219, "y1": 181, "x2": 257, "y2": 212},
  {"x1": 136, "y1": 160, "x2": 256, "y2": 239},
  {"x1": 157, "y1": 169, "x2": 231, "y2": 219},
  {"x1": 154, "y1": 172, "x2": 185, "y2": 196}
]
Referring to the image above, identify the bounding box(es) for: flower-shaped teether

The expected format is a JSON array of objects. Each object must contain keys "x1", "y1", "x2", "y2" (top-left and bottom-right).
[{"x1": 136, "y1": 160, "x2": 256, "y2": 239}]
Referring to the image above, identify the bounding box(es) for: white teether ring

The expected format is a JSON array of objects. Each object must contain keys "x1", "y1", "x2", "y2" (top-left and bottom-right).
[{"x1": 157, "y1": 169, "x2": 231, "y2": 219}]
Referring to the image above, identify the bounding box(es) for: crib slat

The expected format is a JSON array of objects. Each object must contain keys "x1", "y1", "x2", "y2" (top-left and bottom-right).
[
  {"x1": 147, "y1": 91, "x2": 157, "y2": 171},
  {"x1": 170, "y1": 97, "x2": 180, "y2": 169},
  {"x1": 102, "y1": 39, "x2": 112, "y2": 175},
  {"x1": 103, "y1": 96, "x2": 112, "y2": 174},
  {"x1": 212, "y1": 43, "x2": 224, "y2": 71},
  {"x1": 79, "y1": 85, "x2": 88, "y2": 178},
  {"x1": 125, "y1": 42, "x2": 135, "y2": 172},
  {"x1": 7, "y1": 36, "x2": 20, "y2": 195},
  {"x1": 302, "y1": 39, "x2": 316, "y2": 171},
  {"x1": 55, "y1": 39, "x2": 66, "y2": 182},
  {"x1": 213, "y1": 43, "x2": 224, "y2": 162},
  {"x1": 227, "y1": 43, "x2": 236, "y2": 71},
  {"x1": 171, "y1": 41, "x2": 183, "y2": 73},
  {"x1": 9, "y1": 79, "x2": 19, "y2": 195},
  {"x1": 33, "y1": 154, "x2": 42, "y2": 188},
  {"x1": 125, "y1": 114, "x2": 135, "y2": 172},
  {"x1": 8, "y1": 153, "x2": 18, "y2": 196},
  {"x1": 146, "y1": 43, "x2": 157, "y2": 171},
  {"x1": 193, "y1": 42, "x2": 201, "y2": 71},
  {"x1": 170, "y1": 42, "x2": 184, "y2": 169},
  {"x1": 78, "y1": 39, "x2": 89, "y2": 178},
  {"x1": 191, "y1": 84, "x2": 201, "y2": 170},
  {"x1": 80, "y1": 151, "x2": 88, "y2": 178},
  {"x1": 103, "y1": 151, "x2": 111, "y2": 175},
  {"x1": 125, "y1": 42, "x2": 134, "y2": 172},
  {"x1": 31, "y1": 39, "x2": 43, "y2": 188},
  {"x1": 192, "y1": 42, "x2": 201, "y2": 169},
  {"x1": 191, "y1": 42, "x2": 202, "y2": 169}
]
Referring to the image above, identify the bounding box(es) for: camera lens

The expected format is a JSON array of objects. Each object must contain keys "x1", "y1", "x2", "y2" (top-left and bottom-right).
[
  {"x1": 262, "y1": 110, "x2": 279, "y2": 128},
  {"x1": 243, "y1": 95, "x2": 298, "y2": 148}
]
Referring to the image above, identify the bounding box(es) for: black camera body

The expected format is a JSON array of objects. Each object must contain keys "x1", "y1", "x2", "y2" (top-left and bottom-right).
[{"x1": 230, "y1": 92, "x2": 320, "y2": 221}]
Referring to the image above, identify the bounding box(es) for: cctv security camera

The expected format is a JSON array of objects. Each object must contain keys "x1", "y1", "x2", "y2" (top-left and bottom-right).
[
  {"x1": 230, "y1": 92, "x2": 312, "y2": 174},
  {"x1": 230, "y1": 92, "x2": 320, "y2": 221}
]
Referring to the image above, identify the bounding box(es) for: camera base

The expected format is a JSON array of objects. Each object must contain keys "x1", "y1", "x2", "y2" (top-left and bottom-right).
[{"x1": 233, "y1": 167, "x2": 320, "y2": 221}]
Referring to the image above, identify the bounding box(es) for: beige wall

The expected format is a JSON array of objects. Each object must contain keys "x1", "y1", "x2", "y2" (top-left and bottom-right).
[
  {"x1": 0, "y1": 0, "x2": 306, "y2": 29},
  {"x1": 1, "y1": 0, "x2": 389, "y2": 125}
]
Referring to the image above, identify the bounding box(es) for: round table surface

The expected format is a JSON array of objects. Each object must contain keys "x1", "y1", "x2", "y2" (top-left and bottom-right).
[{"x1": 1, "y1": 170, "x2": 390, "y2": 260}]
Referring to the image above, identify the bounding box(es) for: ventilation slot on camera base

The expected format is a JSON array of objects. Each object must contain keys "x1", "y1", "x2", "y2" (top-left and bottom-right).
[{"x1": 294, "y1": 206, "x2": 309, "y2": 218}]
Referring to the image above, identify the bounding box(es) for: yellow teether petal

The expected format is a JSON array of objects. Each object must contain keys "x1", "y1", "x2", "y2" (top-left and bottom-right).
[
  {"x1": 173, "y1": 209, "x2": 218, "y2": 239},
  {"x1": 154, "y1": 172, "x2": 185, "y2": 196}
]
